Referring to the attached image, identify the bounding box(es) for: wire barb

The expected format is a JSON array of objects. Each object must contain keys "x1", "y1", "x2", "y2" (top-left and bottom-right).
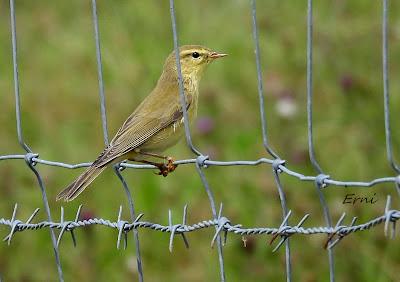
[
  {"x1": 383, "y1": 195, "x2": 397, "y2": 239},
  {"x1": 3, "y1": 204, "x2": 21, "y2": 245},
  {"x1": 56, "y1": 206, "x2": 82, "y2": 247},
  {"x1": 269, "y1": 210, "x2": 291, "y2": 251},
  {"x1": 181, "y1": 205, "x2": 190, "y2": 249},
  {"x1": 327, "y1": 216, "x2": 357, "y2": 250},
  {"x1": 167, "y1": 208, "x2": 189, "y2": 252},
  {"x1": 116, "y1": 206, "x2": 128, "y2": 250},
  {"x1": 324, "y1": 212, "x2": 346, "y2": 249}
]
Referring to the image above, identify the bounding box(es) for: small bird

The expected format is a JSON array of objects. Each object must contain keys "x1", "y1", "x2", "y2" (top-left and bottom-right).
[{"x1": 56, "y1": 45, "x2": 227, "y2": 201}]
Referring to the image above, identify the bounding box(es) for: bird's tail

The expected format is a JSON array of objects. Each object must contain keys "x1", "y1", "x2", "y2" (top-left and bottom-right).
[{"x1": 56, "y1": 165, "x2": 106, "y2": 202}]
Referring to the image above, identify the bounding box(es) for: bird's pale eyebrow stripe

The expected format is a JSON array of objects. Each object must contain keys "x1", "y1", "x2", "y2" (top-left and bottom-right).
[{"x1": 181, "y1": 50, "x2": 205, "y2": 57}]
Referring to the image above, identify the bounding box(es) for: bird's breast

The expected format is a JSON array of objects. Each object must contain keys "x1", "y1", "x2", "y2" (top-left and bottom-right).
[{"x1": 140, "y1": 85, "x2": 198, "y2": 153}]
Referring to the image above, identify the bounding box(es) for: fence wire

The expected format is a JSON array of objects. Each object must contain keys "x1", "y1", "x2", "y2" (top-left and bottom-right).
[{"x1": 1, "y1": 0, "x2": 400, "y2": 282}]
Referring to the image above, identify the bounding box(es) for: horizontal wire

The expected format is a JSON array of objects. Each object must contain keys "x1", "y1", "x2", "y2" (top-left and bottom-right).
[{"x1": 0, "y1": 154, "x2": 398, "y2": 188}]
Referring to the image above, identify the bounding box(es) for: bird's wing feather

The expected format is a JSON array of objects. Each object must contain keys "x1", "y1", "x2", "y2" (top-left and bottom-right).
[{"x1": 93, "y1": 93, "x2": 191, "y2": 167}]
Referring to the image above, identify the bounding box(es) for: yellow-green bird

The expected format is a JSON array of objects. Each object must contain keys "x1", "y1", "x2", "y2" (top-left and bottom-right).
[{"x1": 56, "y1": 45, "x2": 227, "y2": 201}]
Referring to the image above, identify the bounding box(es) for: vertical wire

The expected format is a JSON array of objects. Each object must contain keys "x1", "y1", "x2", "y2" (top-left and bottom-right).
[
  {"x1": 382, "y1": 0, "x2": 400, "y2": 173},
  {"x1": 272, "y1": 169, "x2": 292, "y2": 282},
  {"x1": 9, "y1": 1, "x2": 63, "y2": 280},
  {"x1": 250, "y1": 0, "x2": 279, "y2": 159},
  {"x1": 25, "y1": 160, "x2": 64, "y2": 282},
  {"x1": 113, "y1": 168, "x2": 144, "y2": 281},
  {"x1": 195, "y1": 163, "x2": 226, "y2": 282},
  {"x1": 90, "y1": 1, "x2": 143, "y2": 281},
  {"x1": 9, "y1": 0, "x2": 31, "y2": 153},
  {"x1": 251, "y1": 0, "x2": 290, "y2": 279},
  {"x1": 169, "y1": 1, "x2": 225, "y2": 280},
  {"x1": 315, "y1": 182, "x2": 334, "y2": 282},
  {"x1": 91, "y1": 0, "x2": 109, "y2": 145},
  {"x1": 169, "y1": 0, "x2": 201, "y2": 156},
  {"x1": 306, "y1": 0, "x2": 323, "y2": 174},
  {"x1": 307, "y1": 1, "x2": 334, "y2": 281}
]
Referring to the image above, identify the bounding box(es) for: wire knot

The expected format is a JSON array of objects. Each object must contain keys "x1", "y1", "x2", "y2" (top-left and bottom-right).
[
  {"x1": 114, "y1": 162, "x2": 126, "y2": 172},
  {"x1": 272, "y1": 159, "x2": 285, "y2": 173},
  {"x1": 395, "y1": 175, "x2": 400, "y2": 185},
  {"x1": 24, "y1": 153, "x2": 39, "y2": 167},
  {"x1": 315, "y1": 174, "x2": 330, "y2": 188},
  {"x1": 196, "y1": 155, "x2": 209, "y2": 168},
  {"x1": 217, "y1": 216, "x2": 230, "y2": 227}
]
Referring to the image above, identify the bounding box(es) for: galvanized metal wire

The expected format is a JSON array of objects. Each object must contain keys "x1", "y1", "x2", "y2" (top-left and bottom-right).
[
  {"x1": 90, "y1": 0, "x2": 144, "y2": 280},
  {"x1": 1, "y1": 0, "x2": 399, "y2": 281},
  {"x1": 1, "y1": 199, "x2": 399, "y2": 249}
]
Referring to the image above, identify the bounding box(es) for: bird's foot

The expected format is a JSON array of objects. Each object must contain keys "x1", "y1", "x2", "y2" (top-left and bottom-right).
[
  {"x1": 155, "y1": 157, "x2": 177, "y2": 177},
  {"x1": 166, "y1": 157, "x2": 177, "y2": 173}
]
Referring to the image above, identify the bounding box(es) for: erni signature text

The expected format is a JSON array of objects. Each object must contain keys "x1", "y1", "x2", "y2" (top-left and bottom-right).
[{"x1": 342, "y1": 193, "x2": 378, "y2": 205}]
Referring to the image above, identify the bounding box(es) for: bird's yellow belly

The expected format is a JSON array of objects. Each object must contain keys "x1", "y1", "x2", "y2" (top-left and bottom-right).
[{"x1": 141, "y1": 123, "x2": 184, "y2": 152}]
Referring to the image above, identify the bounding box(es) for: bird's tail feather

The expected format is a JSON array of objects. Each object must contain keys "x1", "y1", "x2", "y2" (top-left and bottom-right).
[{"x1": 56, "y1": 165, "x2": 106, "y2": 202}]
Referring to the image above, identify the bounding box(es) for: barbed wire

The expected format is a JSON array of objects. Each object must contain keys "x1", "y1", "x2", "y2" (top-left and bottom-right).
[
  {"x1": 1, "y1": 0, "x2": 399, "y2": 282},
  {"x1": 1, "y1": 197, "x2": 399, "y2": 251}
]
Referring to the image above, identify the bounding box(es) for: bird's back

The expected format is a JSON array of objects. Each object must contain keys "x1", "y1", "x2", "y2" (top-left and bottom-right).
[{"x1": 99, "y1": 67, "x2": 198, "y2": 161}]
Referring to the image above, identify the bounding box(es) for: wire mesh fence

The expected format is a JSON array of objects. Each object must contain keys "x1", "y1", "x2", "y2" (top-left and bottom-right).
[{"x1": 1, "y1": 0, "x2": 400, "y2": 281}]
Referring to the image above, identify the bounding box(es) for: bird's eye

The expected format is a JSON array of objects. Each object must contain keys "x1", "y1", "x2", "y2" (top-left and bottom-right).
[{"x1": 192, "y1": 52, "x2": 200, "y2": 58}]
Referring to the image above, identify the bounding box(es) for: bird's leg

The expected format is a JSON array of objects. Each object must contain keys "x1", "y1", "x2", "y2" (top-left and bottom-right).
[
  {"x1": 137, "y1": 151, "x2": 177, "y2": 175},
  {"x1": 137, "y1": 160, "x2": 170, "y2": 177},
  {"x1": 136, "y1": 151, "x2": 169, "y2": 160},
  {"x1": 135, "y1": 160, "x2": 177, "y2": 177},
  {"x1": 129, "y1": 152, "x2": 177, "y2": 177}
]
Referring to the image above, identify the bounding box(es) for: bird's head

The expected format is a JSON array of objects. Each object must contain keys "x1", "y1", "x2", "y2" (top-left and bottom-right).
[{"x1": 163, "y1": 45, "x2": 227, "y2": 81}]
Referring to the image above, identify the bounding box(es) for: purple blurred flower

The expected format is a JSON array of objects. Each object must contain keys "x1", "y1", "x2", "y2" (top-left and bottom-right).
[
  {"x1": 196, "y1": 116, "x2": 214, "y2": 135},
  {"x1": 340, "y1": 74, "x2": 355, "y2": 93},
  {"x1": 79, "y1": 209, "x2": 95, "y2": 221}
]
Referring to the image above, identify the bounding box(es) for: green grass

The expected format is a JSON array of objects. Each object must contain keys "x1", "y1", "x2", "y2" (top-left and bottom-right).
[{"x1": 1, "y1": 0, "x2": 400, "y2": 281}]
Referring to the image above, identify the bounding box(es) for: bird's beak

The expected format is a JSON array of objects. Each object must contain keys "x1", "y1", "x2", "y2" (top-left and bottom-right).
[{"x1": 209, "y1": 52, "x2": 228, "y2": 59}]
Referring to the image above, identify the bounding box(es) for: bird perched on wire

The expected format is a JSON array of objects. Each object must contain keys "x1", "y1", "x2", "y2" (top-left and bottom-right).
[{"x1": 57, "y1": 45, "x2": 227, "y2": 201}]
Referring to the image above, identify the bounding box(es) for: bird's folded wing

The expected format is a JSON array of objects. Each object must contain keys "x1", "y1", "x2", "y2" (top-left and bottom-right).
[{"x1": 93, "y1": 99, "x2": 191, "y2": 168}]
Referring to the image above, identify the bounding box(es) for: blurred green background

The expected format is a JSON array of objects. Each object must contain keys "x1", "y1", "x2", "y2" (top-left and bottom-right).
[{"x1": 1, "y1": 0, "x2": 400, "y2": 281}]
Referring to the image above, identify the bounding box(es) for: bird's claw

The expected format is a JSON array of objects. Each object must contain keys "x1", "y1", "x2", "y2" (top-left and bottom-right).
[{"x1": 155, "y1": 157, "x2": 177, "y2": 177}]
